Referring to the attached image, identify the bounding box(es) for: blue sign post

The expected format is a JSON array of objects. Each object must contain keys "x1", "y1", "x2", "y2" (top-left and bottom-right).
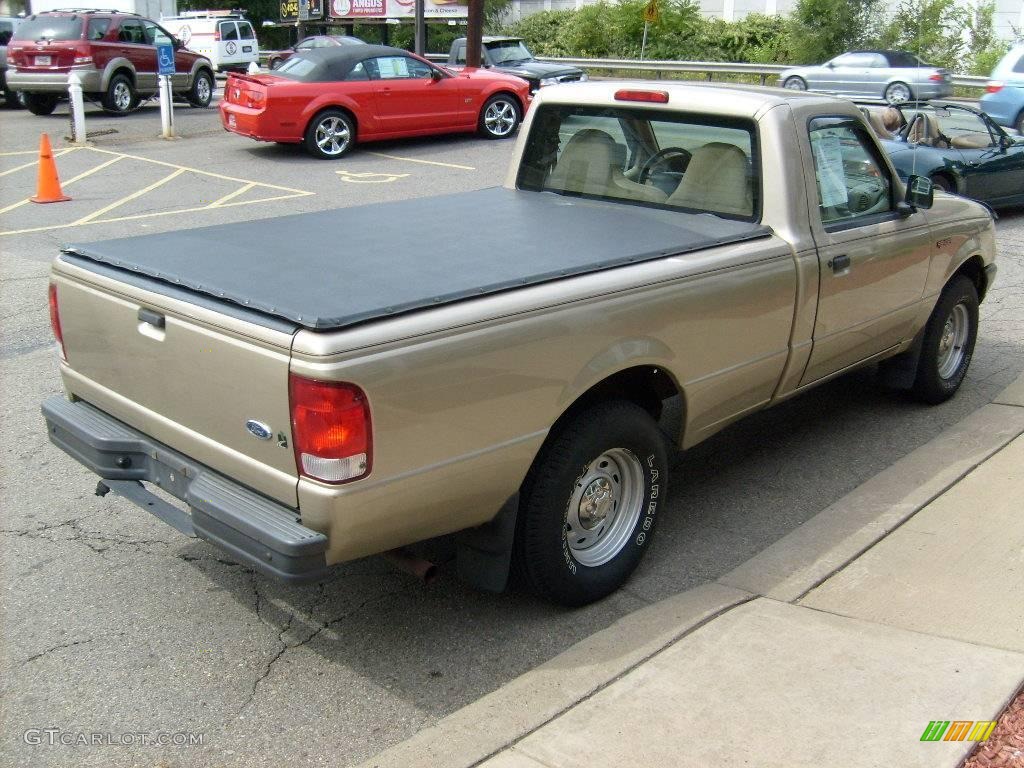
[{"x1": 156, "y1": 42, "x2": 175, "y2": 138}]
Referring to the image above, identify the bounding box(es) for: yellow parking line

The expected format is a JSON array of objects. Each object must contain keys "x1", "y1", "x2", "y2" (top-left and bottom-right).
[
  {"x1": 85, "y1": 146, "x2": 312, "y2": 194},
  {"x1": 0, "y1": 155, "x2": 125, "y2": 216},
  {"x1": 206, "y1": 182, "x2": 256, "y2": 208},
  {"x1": 74, "y1": 168, "x2": 186, "y2": 225},
  {"x1": 0, "y1": 148, "x2": 77, "y2": 178},
  {"x1": 367, "y1": 152, "x2": 475, "y2": 171}
]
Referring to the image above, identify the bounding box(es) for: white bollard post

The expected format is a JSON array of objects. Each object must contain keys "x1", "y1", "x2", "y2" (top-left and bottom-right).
[
  {"x1": 67, "y1": 70, "x2": 87, "y2": 145},
  {"x1": 158, "y1": 74, "x2": 175, "y2": 139}
]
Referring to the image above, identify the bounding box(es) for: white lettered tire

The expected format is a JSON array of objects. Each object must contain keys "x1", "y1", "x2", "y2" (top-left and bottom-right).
[{"x1": 513, "y1": 400, "x2": 668, "y2": 606}]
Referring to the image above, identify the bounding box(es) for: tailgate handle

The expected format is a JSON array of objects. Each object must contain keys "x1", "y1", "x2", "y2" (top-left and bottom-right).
[{"x1": 138, "y1": 308, "x2": 165, "y2": 329}]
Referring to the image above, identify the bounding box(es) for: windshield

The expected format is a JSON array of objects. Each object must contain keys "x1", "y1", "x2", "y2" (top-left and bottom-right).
[
  {"x1": 518, "y1": 104, "x2": 759, "y2": 220},
  {"x1": 14, "y1": 17, "x2": 82, "y2": 41},
  {"x1": 486, "y1": 40, "x2": 533, "y2": 65}
]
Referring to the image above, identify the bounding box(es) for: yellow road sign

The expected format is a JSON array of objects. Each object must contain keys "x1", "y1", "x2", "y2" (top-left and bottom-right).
[{"x1": 643, "y1": 0, "x2": 660, "y2": 24}]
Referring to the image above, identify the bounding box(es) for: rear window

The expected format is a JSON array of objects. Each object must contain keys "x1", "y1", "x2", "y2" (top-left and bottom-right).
[
  {"x1": 1014, "y1": 53, "x2": 1024, "y2": 74},
  {"x1": 886, "y1": 51, "x2": 929, "y2": 68},
  {"x1": 0, "y1": 20, "x2": 17, "y2": 45},
  {"x1": 518, "y1": 104, "x2": 759, "y2": 220},
  {"x1": 14, "y1": 17, "x2": 83, "y2": 41},
  {"x1": 275, "y1": 56, "x2": 317, "y2": 79},
  {"x1": 220, "y1": 21, "x2": 238, "y2": 41},
  {"x1": 239, "y1": 22, "x2": 255, "y2": 40}
]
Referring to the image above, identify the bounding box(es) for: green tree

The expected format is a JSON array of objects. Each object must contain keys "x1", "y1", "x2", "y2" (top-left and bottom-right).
[{"x1": 787, "y1": 0, "x2": 880, "y2": 64}]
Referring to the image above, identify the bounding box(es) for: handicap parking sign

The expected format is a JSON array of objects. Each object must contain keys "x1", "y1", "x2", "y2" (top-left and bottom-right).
[{"x1": 157, "y1": 42, "x2": 175, "y2": 76}]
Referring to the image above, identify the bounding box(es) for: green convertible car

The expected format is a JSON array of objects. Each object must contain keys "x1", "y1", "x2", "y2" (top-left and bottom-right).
[{"x1": 860, "y1": 101, "x2": 1024, "y2": 208}]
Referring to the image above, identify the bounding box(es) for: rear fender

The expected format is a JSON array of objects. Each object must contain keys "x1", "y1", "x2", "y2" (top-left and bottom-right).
[{"x1": 99, "y1": 58, "x2": 134, "y2": 92}]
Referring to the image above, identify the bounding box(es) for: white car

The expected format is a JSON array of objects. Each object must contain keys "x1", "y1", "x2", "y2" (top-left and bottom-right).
[{"x1": 160, "y1": 11, "x2": 258, "y2": 73}]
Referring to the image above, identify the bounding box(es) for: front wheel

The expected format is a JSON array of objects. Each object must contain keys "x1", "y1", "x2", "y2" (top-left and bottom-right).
[
  {"x1": 513, "y1": 400, "x2": 668, "y2": 606},
  {"x1": 783, "y1": 76, "x2": 807, "y2": 91},
  {"x1": 478, "y1": 94, "x2": 520, "y2": 139},
  {"x1": 884, "y1": 81, "x2": 912, "y2": 104},
  {"x1": 24, "y1": 93, "x2": 58, "y2": 115},
  {"x1": 304, "y1": 109, "x2": 355, "y2": 159},
  {"x1": 188, "y1": 69, "x2": 214, "y2": 108},
  {"x1": 1014, "y1": 110, "x2": 1024, "y2": 135},
  {"x1": 911, "y1": 275, "x2": 979, "y2": 404}
]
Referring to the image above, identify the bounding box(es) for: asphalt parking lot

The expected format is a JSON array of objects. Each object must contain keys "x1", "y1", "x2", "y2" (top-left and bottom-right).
[{"x1": 1, "y1": 96, "x2": 1023, "y2": 768}]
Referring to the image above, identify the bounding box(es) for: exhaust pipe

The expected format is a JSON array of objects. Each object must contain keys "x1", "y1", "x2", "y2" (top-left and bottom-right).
[{"x1": 382, "y1": 547, "x2": 439, "y2": 586}]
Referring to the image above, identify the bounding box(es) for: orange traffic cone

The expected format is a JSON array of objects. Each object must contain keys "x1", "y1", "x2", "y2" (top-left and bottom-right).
[{"x1": 30, "y1": 133, "x2": 71, "y2": 204}]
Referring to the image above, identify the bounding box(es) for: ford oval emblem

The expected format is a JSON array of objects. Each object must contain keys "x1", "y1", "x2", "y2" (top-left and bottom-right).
[{"x1": 245, "y1": 420, "x2": 273, "y2": 441}]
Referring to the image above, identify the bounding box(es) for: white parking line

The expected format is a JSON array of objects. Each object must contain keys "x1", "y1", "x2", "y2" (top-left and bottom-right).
[{"x1": 367, "y1": 152, "x2": 475, "y2": 171}]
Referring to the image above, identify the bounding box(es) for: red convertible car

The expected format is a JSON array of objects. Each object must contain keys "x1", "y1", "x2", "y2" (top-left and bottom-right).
[{"x1": 220, "y1": 45, "x2": 531, "y2": 159}]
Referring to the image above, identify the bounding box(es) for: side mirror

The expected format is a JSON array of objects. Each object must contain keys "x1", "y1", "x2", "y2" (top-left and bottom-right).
[
  {"x1": 826, "y1": 61, "x2": 835, "y2": 68},
  {"x1": 905, "y1": 174, "x2": 934, "y2": 210},
  {"x1": 172, "y1": 37, "x2": 183, "y2": 50},
  {"x1": 430, "y1": 68, "x2": 443, "y2": 81}
]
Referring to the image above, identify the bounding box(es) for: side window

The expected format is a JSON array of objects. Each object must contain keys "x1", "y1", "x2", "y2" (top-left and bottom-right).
[
  {"x1": 1013, "y1": 53, "x2": 1024, "y2": 74},
  {"x1": 455, "y1": 44, "x2": 465, "y2": 65},
  {"x1": 371, "y1": 56, "x2": 427, "y2": 79},
  {"x1": 87, "y1": 18, "x2": 110, "y2": 41},
  {"x1": 238, "y1": 22, "x2": 255, "y2": 40},
  {"x1": 808, "y1": 117, "x2": 893, "y2": 226},
  {"x1": 143, "y1": 21, "x2": 171, "y2": 45},
  {"x1": 220, "y1": 21, "x2": 238, "y2": 41},
  {"x1": 406, "y1": 57, "x2": 432, "y2": 79},
  {"x1": 345, "y1": 61, "x2": 369, "y2": 81},
  {"x1": 117, "y1": 20, "x2": 144, "y2": 44},
  {"x1": 295, "y1": 38, "x2": 314, "y2": 50}
]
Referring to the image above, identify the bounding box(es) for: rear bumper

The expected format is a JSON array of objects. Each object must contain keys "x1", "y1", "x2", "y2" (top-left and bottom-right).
[
  {"x1": 219, "y1": 102, "x2": 286, "y2": 141},
  {"x1": 42, "y1": 395, "x2": 329, "y2": 583},
  {"x1": 7, "y1": 66, "x2": 102, "y2": 93}
]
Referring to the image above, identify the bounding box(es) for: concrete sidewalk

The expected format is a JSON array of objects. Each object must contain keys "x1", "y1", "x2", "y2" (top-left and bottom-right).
[{"x1": 361, "y1": 374, "x2": 1024, "y2": 768}]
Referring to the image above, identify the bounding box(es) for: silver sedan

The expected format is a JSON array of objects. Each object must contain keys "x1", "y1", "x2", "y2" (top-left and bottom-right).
[{"x1": 779, "y1": 50, "x2": 953, "y2": 104}]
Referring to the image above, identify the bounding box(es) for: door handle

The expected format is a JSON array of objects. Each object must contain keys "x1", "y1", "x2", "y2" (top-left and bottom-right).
[
  {"x1": 138, "y1": 308, "x2": 165, "y2": 328},
  {"x1": 828, "y1": 255, "x2": 851, "y2": 273}
]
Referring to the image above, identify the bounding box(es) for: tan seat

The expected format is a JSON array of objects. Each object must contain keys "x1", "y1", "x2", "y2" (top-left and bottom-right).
[
  {"x1": 864, "y1": 109, "x2": 894, "y2": 140},
  {"x1": 950, "y1": 133, "x2": 992, "y2": 149},
  {"x1": 667, "y1": 142, "x2": 752, "y2": 217},
  {"x1": 548, "y1": 129, "x2": 667, "y2": 204}
]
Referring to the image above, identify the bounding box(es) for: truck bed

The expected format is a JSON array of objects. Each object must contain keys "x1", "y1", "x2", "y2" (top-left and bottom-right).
[{"x1": 62, "y1": 187, "x2": 769, "y2": 331}]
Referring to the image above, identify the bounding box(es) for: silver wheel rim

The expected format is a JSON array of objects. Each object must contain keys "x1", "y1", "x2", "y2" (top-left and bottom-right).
[
  {"x1": 113, "y1": 81, "x2": 131, "y2": 111},
  {"x1": 565, "y1": 448, "x2": 644, "y2": 567},
  {"x1": 315, "y1": 116, "x2": 350, "y2": 156},
  {"x1": 937, "y1": 303, "x2": 969, "y2": 379},
  {"x1": 195, "y1": 75, "x2": 211, "y2": 103},
  {"x1": 785, "y1": 78, "x2": 806, "y2": 90},
  {"x1": 887, "y1": 83, "x2": 910, "y2": 104},
  {"x1": 484, "y1": 100, "x2": 516, "y2": 136}
]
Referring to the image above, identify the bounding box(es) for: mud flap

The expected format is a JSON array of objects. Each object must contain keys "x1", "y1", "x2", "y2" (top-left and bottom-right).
[{"x1": 456, "y1": 493, "x2": 519, "y2": 593}]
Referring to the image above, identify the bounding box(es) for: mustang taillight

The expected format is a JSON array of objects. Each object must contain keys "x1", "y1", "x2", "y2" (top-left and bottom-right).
[
  {"x1": 289, "y1": 374, "x2": 372, "y2": 484},
  {"x1": 48, "y1": 283, "x2": 66, "y2": 362},
  {"x1": 986, "y1": 81, "x2": 1004, "y2": 93},
  {"x1": 614, "y1": 89, "x2": 669, "y2": 104},
  {"x1": 245, "y1": 91, "x2": 265, "y2": 108}
]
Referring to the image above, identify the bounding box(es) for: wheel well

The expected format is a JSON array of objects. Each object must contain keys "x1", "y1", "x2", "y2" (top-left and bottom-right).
[
  {"x1": 954, "y1": 255, "x2": 989, "y2": 302},
  {"x1": 306, "y1": 105, "x2": 358, "y2": 138},
  {"x1": 197, "y1": 67, "x2": 214, "y2": 83},
  {"x1": 929, "y1": 171, "x2": 956, "y2": 193},
  {"x1": 488, "y1": 90, "x2": 524, "y2": 116},
  {"x1": 110, "y1": 67, "x2": 134, "y2": 87},
  {"x1": 553, "y1": 366, "x2": 682, "y2": 435}
]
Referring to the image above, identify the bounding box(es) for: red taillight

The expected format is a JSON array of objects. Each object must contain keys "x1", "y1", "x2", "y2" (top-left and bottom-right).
[
  {"x1": 289, "y1": 374, "x2": 372, "y2": 484},
  {"x1": 48, "y1": 283, "x2": 66, "y2": 361},
  {"x1": 929, "y1": 73, "x2": 943, "y2": 82},
  {"x1": 245, "y1": 91, "x2": 265, "y2": 108},
  {"x1": 986, "y1": 81, "x2": 1004, "y2": 93},
  {"x1": 614, "y1": 89, "x2": 669, "y2": 104},
  {"x1": 214, "y1": 29, "x2": 221, "y2": 41}
]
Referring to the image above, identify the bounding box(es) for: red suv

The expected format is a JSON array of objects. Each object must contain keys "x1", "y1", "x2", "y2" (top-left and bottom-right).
[{"x1": 7, "y1": 10, "x2": 215, "y2": 116}]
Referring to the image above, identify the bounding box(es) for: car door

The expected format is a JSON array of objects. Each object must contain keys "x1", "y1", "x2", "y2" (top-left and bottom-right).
[
  {"x1": 86, "y1": 17, "x2": 114, "y2": 75},
  {"x1": 237, "y1": 20, "x2": 257, "y2": 65},
  {"x1": 800, "y1": 115, "x2": 933, "y2": 385},
  {"x1": 218, "y1": 20, "x2": 239, "y2": 67},
  {"x1": 114, "y1": 18, "x2": 155, "y2": 91},
  {"x1": 935, "y1": 106, "x2": 1024, "y2": 202},
  {"x1": 827, "y1": 52, "x2": 877, "y2": 96},
  {"x1": 367, "y1": 55, "x2": 462, "y2": 133}
]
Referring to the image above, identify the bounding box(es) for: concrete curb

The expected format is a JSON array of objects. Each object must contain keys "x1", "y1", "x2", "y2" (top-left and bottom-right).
[{"x1": 358, "y1": 583, "x2": 753, "y2": 768}]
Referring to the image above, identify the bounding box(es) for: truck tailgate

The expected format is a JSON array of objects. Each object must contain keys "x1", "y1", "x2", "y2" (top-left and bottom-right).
[{"x1": 52, "y1": 260, "x2": 299, "y2": 507}]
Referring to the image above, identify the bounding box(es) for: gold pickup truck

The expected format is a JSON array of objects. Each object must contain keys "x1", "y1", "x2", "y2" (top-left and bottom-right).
[{"x1": 43, "y1": 82, "x2": 997, "y2": 606}]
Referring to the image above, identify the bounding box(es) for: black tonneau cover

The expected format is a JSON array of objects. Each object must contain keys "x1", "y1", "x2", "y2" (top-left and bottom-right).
[{"x1": 62, "y1": 187, "x2": 770, "y2": 331}]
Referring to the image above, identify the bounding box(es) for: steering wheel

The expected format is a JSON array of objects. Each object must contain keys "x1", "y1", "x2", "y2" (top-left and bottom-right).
[{"x1": 639, "y1": 147, "x2": 692, "y2": 184}]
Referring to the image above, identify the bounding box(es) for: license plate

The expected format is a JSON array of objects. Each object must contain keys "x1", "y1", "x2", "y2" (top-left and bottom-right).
[
  {"x1": 35, "y1": 55, "x2": 51, "y2": 66},
  {"x1": 228, "y1": 114, "x2": 237, "y2": 128},
  {"x1": 242, "y1": 45, "x2": 252, "y2": 52}
]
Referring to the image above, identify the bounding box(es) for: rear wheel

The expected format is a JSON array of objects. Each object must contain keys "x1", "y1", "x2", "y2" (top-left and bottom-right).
[
  {"x1": 103, "y1": 73, "x2": 136, "y2": 115},
  {"x1": 884, "y1": 81, "x2": 912, "y2": 104},
  {"x1": 24, "y1": 93, "x2": 58, "y2": 116},
  {"x1": 188, "y1": 69, "x2": 214, "y2": 108},
  {"x1": 512, "y1": 400, "x2": 668, "y2": 606},
  {"x1": 783, "y1": 76, "x2": 807, "y2": 91},
  {"x1": 1014, "y1": 110, "x2": 1024, "y2": 135},
  {"x1": 910, "y1": 275, "x2": 979, "y2": 404},
  {"x1": 478, "y1": 94, "x2": 520, "y2": 139},
  {"x1": 304, "y1": 109, "x2": 354, "y2": 159}
]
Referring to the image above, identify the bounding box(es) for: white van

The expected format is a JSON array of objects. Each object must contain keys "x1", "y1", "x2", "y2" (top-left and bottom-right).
[{"x1": 160, "y1": 10, "x2": 257, "y2": 72}]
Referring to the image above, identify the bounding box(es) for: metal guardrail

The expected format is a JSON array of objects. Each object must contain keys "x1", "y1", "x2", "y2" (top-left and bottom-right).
[
  {"x1": 431, "y1": 53, "x2": 988, "y2": 89},
  {"x1": 268, "y1": 50, "x2": 990, "y2": 89}
]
